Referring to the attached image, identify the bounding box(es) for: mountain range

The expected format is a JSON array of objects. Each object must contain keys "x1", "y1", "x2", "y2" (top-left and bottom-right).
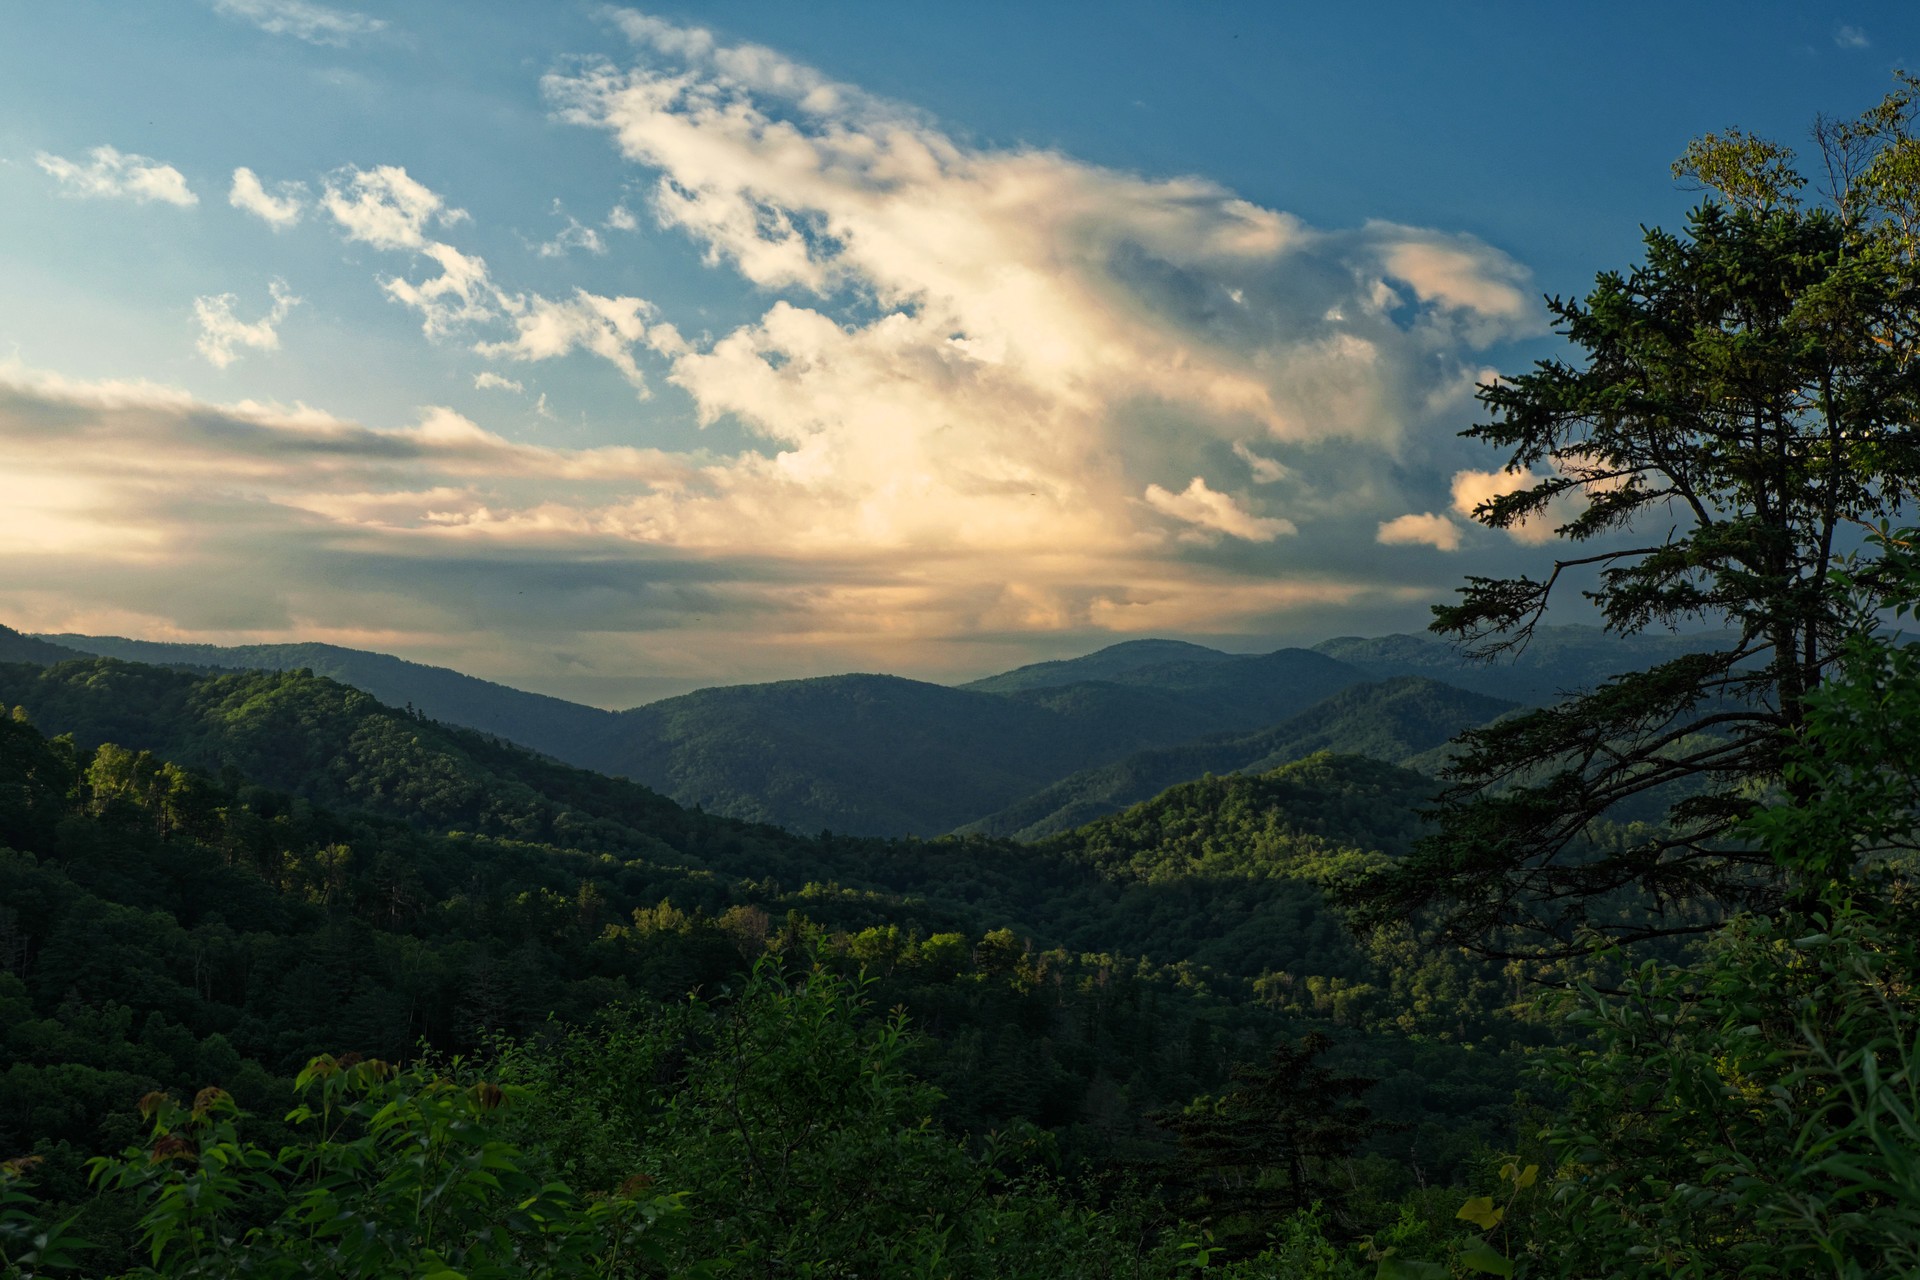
[{"x1": 9, "y1": 621, "x2": 1717, "y2": 838}]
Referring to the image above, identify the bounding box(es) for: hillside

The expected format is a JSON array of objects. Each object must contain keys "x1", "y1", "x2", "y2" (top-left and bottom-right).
[
  {"x1": 961, "y1": 638, "x2": 1244, "y2": 692},
  {"x1": 583, "y1": 654, "x2": 1371, "y2": 835},
  {"x1": 584, "y1": 673, "x2": 1208, "y2": 836},
  {"x1": 1315, "y1": 624, "x2": 1727, "y2": 706},
  {"x1": 0, "y1": 656, "x2": 1519, "y2": 1200},
  {"x1": 0, "y1": 623, "x2": 86, "y2": 665},
  {"x1": 0, "y1": 657, "x2": 734, "y2": 865},
  {"x1": 963, "y1": 677, "x2": 1514, "y2": 840},
  {"x1": 30, "y1": 632, "x2": 1377, "y2": 835},
  {"x1": 965, "y1": 641, "x2": 1369, "y2": 724},
  {"x1": 42, "y1": 632, "x2": 615, "y2": 765},
  {"x1": 20, "y1": 627, "x2": 1712, "y2": 842}
]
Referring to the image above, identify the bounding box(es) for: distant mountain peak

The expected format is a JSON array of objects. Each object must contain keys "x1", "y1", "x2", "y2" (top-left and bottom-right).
[{"x1": 961, "y1": 637, "x2": 1244, "y2": 694}]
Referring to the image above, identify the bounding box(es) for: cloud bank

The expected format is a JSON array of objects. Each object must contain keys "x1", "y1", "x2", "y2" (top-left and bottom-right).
[{"x1": 4, "y1": 13, "x2": 1546, "y2": 693}]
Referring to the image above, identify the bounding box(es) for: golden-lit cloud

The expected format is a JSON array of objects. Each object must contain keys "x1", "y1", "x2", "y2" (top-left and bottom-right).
[
  {"x1": 1376, "y1": 511, "x2": 1462, "y2": 551},
  {"x1": 0, "y1": 14, "x2": 1549, "y2": 697}
]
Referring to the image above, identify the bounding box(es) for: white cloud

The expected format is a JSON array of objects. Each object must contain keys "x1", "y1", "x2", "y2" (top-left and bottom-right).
[
  {"x1": 473, "y1": 371, "x2": 525, "y2": 393},
  {"x1": 0, "y1": 20, "x2": 1549, "y2": 686},
  {"x1": 383, "y1": 242, "x2": 504, "y2": 337},
  {"x1": 1835, "y1": 24, "x2": 1870, "y2": 48},
  {"x1": 537, "y1": 202, "x2": 609, "y2": 257},
  {"x1": 523, "y1": 12, "x2": 1532, "y2": 578},
  {"x1": 317, "y1": 166, "x2": 512, "y2": 337},
  {"x1": 1376, "y1": 511, "x2": 1461, "y2": 551},
  {"x1": 35, "y1": 145, "x2": 197, "y2": 206},
  {"x1": 322, "y1": 164, "x2": 465, "y2": 251},
  {"x1": 1233, "y1": 440, "x2": 1289, "y2": 484},
  {"x1": 1373, "y1": 231, "x2": 1533, "y2": 339},
  {"x1": 229, "y1": 167, "x2": 308, "y2": 228},
  {"x1": 194, "y1": 280, "x2": 300, "y2": 367},
  {"x1": 476, "y1": 290, "x2": 663, "y2": 393},
  {"x1": 212, "y1": 0, "x2": 386, "y2": 45},
  {"x1": 1144, "y1": 477, "x2": 1295, "y2": 542},
  {"x1": 605, "y1": 203, "x2": 640, "y2": 231}
]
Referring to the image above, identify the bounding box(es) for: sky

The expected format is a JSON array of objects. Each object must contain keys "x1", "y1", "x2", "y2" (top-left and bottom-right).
[{"x1": 0, "y1": 2, "x2": 1913, "y2": 706}]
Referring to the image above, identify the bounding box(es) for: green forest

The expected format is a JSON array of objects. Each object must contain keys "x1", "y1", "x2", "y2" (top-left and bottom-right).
[{"x1": 13, "y1": 84, "x2": 1920, "y2": 1279}]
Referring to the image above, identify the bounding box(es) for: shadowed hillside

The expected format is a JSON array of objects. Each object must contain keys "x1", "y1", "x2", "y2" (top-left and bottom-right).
[
  {"x1": 0, "y1": 624, "x2": 86, "y2": 666},
  {"x1": 1314, "y1": 625, "x2": 1726, "y2": 706},
  {"x1": 962, "y1": 677, "x2": 1513, "y2": 839},
  {"x1": 43, "y1": 633, "x2": 615, "y2": 765}
]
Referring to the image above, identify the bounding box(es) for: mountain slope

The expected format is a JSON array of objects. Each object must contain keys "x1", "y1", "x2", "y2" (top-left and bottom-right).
[
  {"x1": 962, "y1": 639, "x2": 1241, "y2": 692},
  {"x1": 964, "y1": 642, "x2": 1368, "y2": 725},
  {"x1": 0, "y1": 624, "x2": 87, "y2": 665},
  {"x1": 40, "y1": 633, "x2": 615, "y2": 766},
  {"x1": 961, "y1": 677, "x2": 1513, "y2": 840},
  {"x1": 1026, "y1": 752, "x2": 1444, "y2": 980},
  {"x1": 586, "y1": 644, "x2": 1380, "y2": 836},
  {"x1": 0, "y1": 657, "x2": 720, "y2": 861},
  {"x1": 1314, "y1": 625, "x2": 1726, "y2": 706},
  {"x1": 34, "y1": 633, "x2": 1373, "y2": 836},
  {"x1": 587, "y1": 673, "x2": 1224, "y2": 836}
]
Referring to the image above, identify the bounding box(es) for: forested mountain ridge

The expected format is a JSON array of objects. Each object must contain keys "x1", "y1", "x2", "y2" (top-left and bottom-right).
[
  {"x1": 1314, "y1": 625, "x2": 1727, "y2": 707},
  {"x1": 961, "y1": 637, "x2": 1251, "y2": 692},
  {"x1": 0, "y1": 657, "x2": 711, "y2": 859},
  {"x1": 0, "y1": 652, "x2": 1533, "y2": 1272},
  {"x1": 588, "y1": 655, "x2": 1381, "y2": 835},
  {"x1": 0, "y1": 655, "x2": 1451, "y2": 977},
  {"x1": 0, "y1": 623, "x2": 85, "y2": 666},
  {"x1": 586, "y1": 671, "x2": 1225, "y2": 835},
  {"x1": 962, "y1": 677, "x2": 1517, "y2": 839},
  {"x1": 40, "y1": 632, "x2": 616, "y2": 766},
  {"x1": 22, "y1": 624, "x2": 1716, "y2": 839}
]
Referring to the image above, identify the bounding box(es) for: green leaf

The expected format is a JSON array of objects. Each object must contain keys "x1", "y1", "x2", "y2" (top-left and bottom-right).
[
  {"x1": 1377, "y1": 1256, "x2": 1450, "y2": 1280},
  {"x1": 1456, "y1": 1194, "x2": 1503, "y2": 1229},
  {"x1": 1458, "y1": 1236, "x2": 1513, "y2": 1277}
]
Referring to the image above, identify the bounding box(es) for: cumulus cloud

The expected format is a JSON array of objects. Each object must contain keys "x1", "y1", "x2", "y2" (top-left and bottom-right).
[
  {"x1": 473, "y1": 371, "x2": 525, "y2": 392},
  {"x1": 536, "y1": 202, "x2": 609, "y2": 257},
  {"x1": 316, "y1": 165, "x2": 514, "y2": 337},
  {"x1": 212, "y1": 0, "x2": 386, "y2": 45},
  {"x1": 525, "y1": 12, "x2": 1534, "y2": 568},
  {"x1": 1376, "y1": 511, "x2": 1461, "y2": 551},
  {"x1": 36, "y1": 145, "x2": 197, "y2": 206},
  {"x1": 1835, "y1": 24, "x2": 1870, "y2": 49},
  {"x1": 322, "y1": 164, "x2": 466, "y2": 251},
  {"x1": 194, "y1": 280, "x2": 301, "y2": 367},
  {"x1": 475, "y1": 290, "x2": 667, "y2": 393},
  {"x1": 229, "y1": 167, "x2": 308, "y2": 228},
  {"x1": 1, "y1": 17, "x2": 1548, "y2": 691},
  {"x1": 1144, "y1": 477, "x2": 1295, "y2": 542}
]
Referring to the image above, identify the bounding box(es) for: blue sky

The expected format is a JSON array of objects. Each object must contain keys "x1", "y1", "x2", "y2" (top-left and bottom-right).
[{"x1": 0, "y1": 2, "x2": 1911, "y2": 704}]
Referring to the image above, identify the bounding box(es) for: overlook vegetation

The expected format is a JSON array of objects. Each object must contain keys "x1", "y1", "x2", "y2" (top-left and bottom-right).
[{"x1": 15, "y1": 81, "x2": 1920, "y2": 1279}]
